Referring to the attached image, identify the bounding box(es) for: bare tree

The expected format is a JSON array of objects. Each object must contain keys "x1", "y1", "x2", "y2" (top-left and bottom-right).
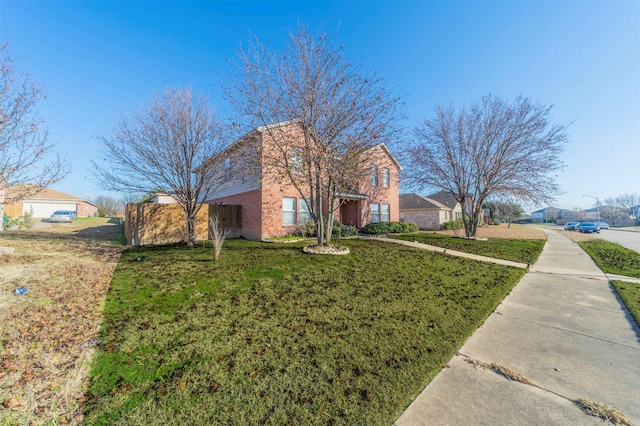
[
  {"x1": 209, "y1": 214, "x2": 229, "y2": 260},
  {"x1": 616, "y1": 193, "x2": 640, "y2": 225},
  {"x1": 226, "y1": 24, "x2": 402, "y2": 246},
  {"x1": 600, "y1": 201, "x2": 622, "y2": 225},
  {"x1": 0, "y1": 44, "x2": 69, "y2": 231},
  {"x1": 93, "y1": 195, "x2": 124, "y2": 217},
  {"x1": 484, "y1": 200, "x2": 524, "y2": 227},
  {"x1": 92, "y1": 86, "x2": 230, "y2": 247},
  {"x1": 404, "y1": 95, "x2": 568, "y2": 238}
]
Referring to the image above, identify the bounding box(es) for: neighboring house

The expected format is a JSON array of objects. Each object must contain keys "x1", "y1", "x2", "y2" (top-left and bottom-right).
[
  {"x1": 3, "y1": 186, "x2": 98, "y2": 218},
  {"x1": 399, "y1": 193, "x2": 459, "y2": 230},
  {"x1": 152, "y1": 191, "x2": 178, "y2": 204},
  {"x1": 203, "y1": 121, "x2": 401, "y2": 240},
  {"x1": 531, "y1": 207, "x2": 561, "y2": 223}
]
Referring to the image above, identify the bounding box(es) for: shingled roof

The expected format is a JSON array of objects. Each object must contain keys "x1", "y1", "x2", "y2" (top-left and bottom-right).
[{"x1": 400, "y1": 193, "x2": 450, "y2": 210}]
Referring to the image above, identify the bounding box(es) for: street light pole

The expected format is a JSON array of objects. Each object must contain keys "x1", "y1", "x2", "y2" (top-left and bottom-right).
[{"x1": 582, "y1": 194, "x2": 600, "y2": 222}]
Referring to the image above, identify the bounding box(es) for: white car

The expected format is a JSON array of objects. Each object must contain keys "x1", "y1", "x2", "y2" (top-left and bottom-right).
[
  {"x1": 50, "y1": 210, "x2": 76, "y2": 223},
  {"x1": 595, "y1": 222, "x2": 609, "y2": 229}
]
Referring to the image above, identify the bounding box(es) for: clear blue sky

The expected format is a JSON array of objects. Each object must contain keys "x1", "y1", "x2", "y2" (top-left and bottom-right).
[{"x1": 1, "y1": 1, "x2": 638, "y2": 213}]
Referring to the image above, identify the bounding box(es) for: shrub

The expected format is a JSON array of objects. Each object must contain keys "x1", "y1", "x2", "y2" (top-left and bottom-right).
[
  {"x1": 360, "y1": 221, "x2": 418, "y2": 235},
  {"x1": 442, "y1": 218, "x2": 464, "y2": 230}
]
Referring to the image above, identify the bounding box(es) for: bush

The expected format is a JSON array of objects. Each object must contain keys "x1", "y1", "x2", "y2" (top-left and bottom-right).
[
  {"x1": 332, "y1": 220, "x2": 358, "y2": 238},
  {"x1": 360, "y1": 221, "x2": 419, "y2": 235},
  {"x1": 441, "y1": 218, "x2": 464, "y2": 230}
]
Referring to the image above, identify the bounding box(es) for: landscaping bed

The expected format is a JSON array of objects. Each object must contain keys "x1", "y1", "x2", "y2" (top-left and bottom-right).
[{"x1": 84, "y1": 239, "x2": 526, "y2": 425}]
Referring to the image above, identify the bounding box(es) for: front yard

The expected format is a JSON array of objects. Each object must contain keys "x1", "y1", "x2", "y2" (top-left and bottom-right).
[{"x1": 83, "y1": 239, "x2": 527, "y2": 425}]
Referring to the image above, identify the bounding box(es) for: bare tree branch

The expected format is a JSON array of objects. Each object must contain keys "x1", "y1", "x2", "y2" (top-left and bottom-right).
[
  {"x1": 404, "y1": 94, "x2": 568, "y2": 238},
  {"x1": 0, "y1": 44, "x2": 70, "y2": 230},
  {"x1": 92, "y1": 86, "x2": 231, "y2": 247},
  {"x1": 225, "y1": 24, "x2": 403, "y2": 246}
]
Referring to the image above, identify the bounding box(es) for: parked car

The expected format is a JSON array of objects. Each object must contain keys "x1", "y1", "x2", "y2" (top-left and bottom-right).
[
  {"x1": 564, "y1": 222, "x2": 580, "y2": 231},
  {"x1": 578, "y1": 222, "x2": 600, "y2": 233},
  {"x1": 595, "y1": 222, "x2": 609, "y2": 229},
  {"x1": 50, "y1": 210, "x2": 76, "y2": 223}
]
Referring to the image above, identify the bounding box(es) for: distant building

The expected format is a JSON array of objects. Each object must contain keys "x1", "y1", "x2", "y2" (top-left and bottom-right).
[{"x1": 3, "y1": 186, "x2": 97, "y2": 218}]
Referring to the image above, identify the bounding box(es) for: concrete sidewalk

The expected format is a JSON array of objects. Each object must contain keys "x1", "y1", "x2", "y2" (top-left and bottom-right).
[{"x1": 395, "y1": 229, "x2": 640, "y2": 425}]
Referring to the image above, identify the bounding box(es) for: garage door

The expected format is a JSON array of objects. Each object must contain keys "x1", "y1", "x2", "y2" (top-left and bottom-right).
[{"x1": 23, "y1": 201, "x2": 78, "y2": 218}]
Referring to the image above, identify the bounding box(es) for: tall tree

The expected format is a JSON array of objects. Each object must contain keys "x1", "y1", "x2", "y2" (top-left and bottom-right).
[
  {"x1": 226, "y1": 24, "x2": 402, "y2": 246},
  {"x1": 404, "y1": 94, "x2": 568, "y2": 238},
  {"x1": 92, "y1": 86, "x2": 230, "y2": 247},
  {"x1": 483, "y1": 200, "x2": 524, "y2": 227},
  {"x1": 0, "y1": 44, "x2": 69, "y2": 231}
]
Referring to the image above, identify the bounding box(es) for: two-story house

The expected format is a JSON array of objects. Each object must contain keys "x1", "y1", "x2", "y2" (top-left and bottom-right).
[{"x1": 203, "y1": 121, "x2": 401, "y2": 240}]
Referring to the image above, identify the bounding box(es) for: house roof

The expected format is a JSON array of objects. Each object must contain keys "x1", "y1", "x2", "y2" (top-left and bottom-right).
[
  {"x1": 5, "y1": 185, "x2": 96, "y2": 206},
  {"x1": 400, "y1": 193, "x2": 450, "y2": 210},
  {"x1": 426, "y1": 191, "x2": 459, "y2": 209}
]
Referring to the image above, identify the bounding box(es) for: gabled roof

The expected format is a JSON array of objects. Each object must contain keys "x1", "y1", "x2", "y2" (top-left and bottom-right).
[
  {"x1": 426, "y1": 191, "x2": 459, "y2": 209},
  {"x1": 400, "y1": 193, "x2": 450, "y2": 210}
]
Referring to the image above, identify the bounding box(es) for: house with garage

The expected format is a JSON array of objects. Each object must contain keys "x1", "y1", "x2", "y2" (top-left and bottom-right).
[
  {"x1": 3, "y1": 186, "x2": 98, "y2": 218},
  {"x1": 399, "y1": 193, "x2": 463, "y2": 230},
  {"x1": 203, "y1": 121, "x2": 401, "y2": 240}
]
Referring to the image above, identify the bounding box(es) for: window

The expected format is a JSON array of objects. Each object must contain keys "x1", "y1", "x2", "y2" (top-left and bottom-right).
[
  {"x1": 291, "y1": 148, "x2": 303, "y2": 174},
  {"x1": 371, "y1": 165, "x2": 378, "y2": 186},
  {"x1": 299, "y1": 198, "x2": 312, "y2": 223},
  {"x1": 382, "y1": 168, "x2": 390, "y2": 188},
  {"x1": 381, "y1": 204, "x2": 390, "y2": 222},
  {"x1": 224, "y1": 157, "x2": 232, "y2": 177},
  {"x1": 282, "y1": 197, "x2": 297, "y2": 225},
  {"x1": 370, "y1": 203, "x2": 380, "y2": 223}
]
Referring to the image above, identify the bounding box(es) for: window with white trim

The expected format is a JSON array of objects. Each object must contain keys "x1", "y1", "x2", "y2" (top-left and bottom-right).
[
  {"x1": 381, "y1": 204, "x2": 390, "y2": 222},
  {"x1": 382, "y1": 168, "x2": 390, "y2": 188},
  {"x1": 291, "y1": 148, "x2": 303, "y2": 174},
  {"x1": 371, "y1": 165, "x2": 378, "y2": 186},
  {"x1": 282, "y1": 197, "x2": 297, "y2": 225},
  {"x1": 299, "y1": 198, "x2": 312, "y2": 223},
  {"x1": 370, "y1": 203, "x2": 380, "y2": 223}
]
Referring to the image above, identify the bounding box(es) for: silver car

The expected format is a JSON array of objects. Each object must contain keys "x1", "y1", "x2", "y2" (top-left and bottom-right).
[
  {"x1": 595, "y1": 222, "x2": 609, "y2": 229},
  {"x1": 50, "y1": 210, "x2": 76, "y2": 223}
]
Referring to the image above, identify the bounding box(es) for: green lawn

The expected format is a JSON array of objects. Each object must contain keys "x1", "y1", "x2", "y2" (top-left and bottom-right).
[
  {"x1": 612, "y1": 281, "x2": 640, "y2": 327},
  {"x1": 389, "y1": 233, "x2": 545, "y2": 264},
  {"x1": 85, "y1": 239, "x2": 526, "y2": 425},
  {"x1": 578, "y1": 240, "x2": 640, "y2": 278}
]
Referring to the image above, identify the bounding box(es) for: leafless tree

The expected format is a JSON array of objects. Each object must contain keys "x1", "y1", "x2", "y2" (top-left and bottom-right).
[
  {"x1": 209, "y1": 214, "x2": 229, "y2": 260},
  {"x1": 92, "y1": 86, "x2": 231, "y2": 247},
  {"x1": 226, "y1": 24, "x2": 402, "y2": 246},
  {"x1": 0, "y1": 44, "x2": 69, "y2": 231},
  {"x1": 615, "y1": 193, "x2": 640, "y2": 225},
  {"x1": 93, "y1": 195, "x2": 124, "y2": 217},
  {"x1": 404, "y1": 95, "x2": 568, "y2": 238}
]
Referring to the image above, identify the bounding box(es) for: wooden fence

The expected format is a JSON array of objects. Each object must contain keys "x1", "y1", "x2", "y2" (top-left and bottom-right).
[{"x1": 125, "y1": 203, "x2": 242, "y2": 246}]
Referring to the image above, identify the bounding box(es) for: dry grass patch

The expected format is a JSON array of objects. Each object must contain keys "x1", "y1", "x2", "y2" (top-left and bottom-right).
[
  {"x1": 464, "y1": 356, "x2": 533, "y2": 385},
  {"x1": 0, "y1": 227, "x2": 123, "y2": 425},
  {"x1": 576, "y1": 398, "x2": 633, "y2": 425}
]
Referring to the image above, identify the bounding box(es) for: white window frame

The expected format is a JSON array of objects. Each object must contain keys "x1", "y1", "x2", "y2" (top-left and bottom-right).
[
  {"x1": 371, "y1": 165, "x2": 378, "y2": 186},
  {"x1": 282, "y1": 197, "x2": 297, "y2": 225},
  {"x1": 381, "y1": 204, "x2": 390, "y2": 222},
  {"x1": 370, "y1": 203, "x2": 380, "y2": 223},
  {"x1": 382, "y1": 168, "x2": 390, "y2": 188},
  {"x1": 299, "y1": 198, "x2": 312, "y2": 223}
]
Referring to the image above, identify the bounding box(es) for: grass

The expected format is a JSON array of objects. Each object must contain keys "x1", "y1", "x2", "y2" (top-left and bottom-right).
[
  {"x1": 389, "y1": 233, "x2": 545, "y2": 264},
  {"x1": 611, "y1": 281, "x2": 640, "y2": 327},
  {"x1": 575, "y1": 398, "x2": 633, "y2": 426},
  {"x1": 577, "y1": 240, "x2": 640, "y2": 278},
  {"x1": 84, "y1": 239, "x2": 526, "y2": 425}
]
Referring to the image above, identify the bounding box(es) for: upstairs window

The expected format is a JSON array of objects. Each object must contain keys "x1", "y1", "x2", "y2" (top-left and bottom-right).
[
  {"x1": 382, "y1": 168, "x2": 390, "y2": 188},
  {"x1": 291, "y1": 148, "x2": 303, "y2": 174},
  {"x1": 371, "y1": 165, "x2": 378, "y2": 186}
]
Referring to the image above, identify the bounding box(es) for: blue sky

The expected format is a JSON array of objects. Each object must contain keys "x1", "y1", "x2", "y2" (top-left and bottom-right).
[{"x1": 1, "y1": 1, "x2": 638, "y2": 212}]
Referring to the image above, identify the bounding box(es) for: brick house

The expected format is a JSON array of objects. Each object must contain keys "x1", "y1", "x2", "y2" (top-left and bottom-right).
[
  {"x1": 203, "y1": 122, "x2": 401, "y2": 240},
  {"x1": 399, "y1": 193, "x2": 463, "y2": 230}
]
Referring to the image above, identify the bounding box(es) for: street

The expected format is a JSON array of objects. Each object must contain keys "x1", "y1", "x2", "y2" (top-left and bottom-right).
[{"x1": 597, "y1": 228, "x2": 640, "y2": 252}]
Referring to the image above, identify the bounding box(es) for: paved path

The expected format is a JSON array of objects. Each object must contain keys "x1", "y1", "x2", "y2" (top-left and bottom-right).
[{"x1": 395, "y1": 229, "x2": 640, "y2": 425}]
